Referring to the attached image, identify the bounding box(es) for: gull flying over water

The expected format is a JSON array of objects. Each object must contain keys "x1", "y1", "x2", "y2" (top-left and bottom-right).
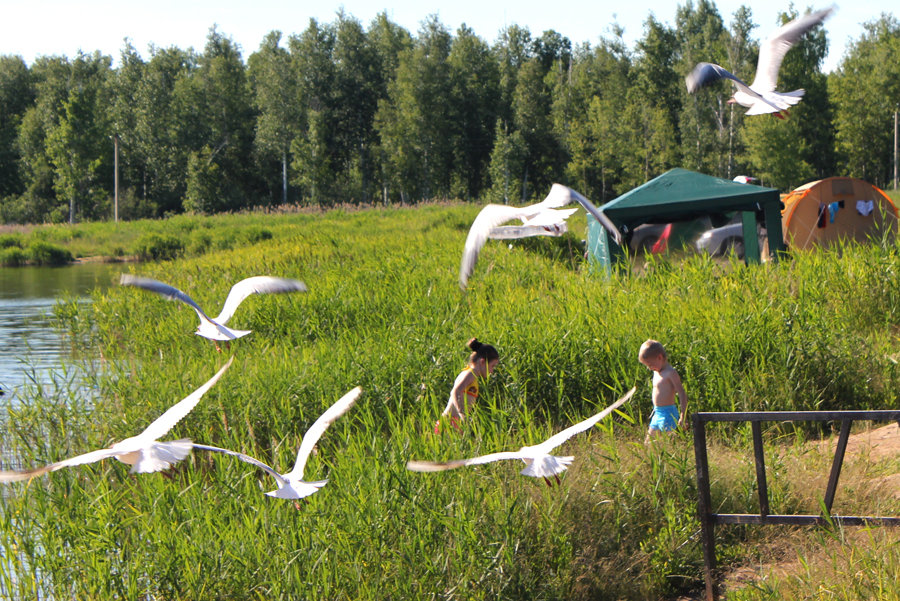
[
  {"x1": 459, "y1": 184, "x2": 621, "y2": 289},
  {"x1": 0, "y1": 357, "x2": 233, "y2": 482},
  {"x1": 193, "y1": 386, "x2": 361, "y2": 501},
  {"x1": 407, "y1": 386, "x2": 635, "y2": 486},
  {"x1": 685, "y1": 6, "x2": 835, "y2": 117},
  {"x1": 120, "y1": 274, "x2": 307, "y2": 347}
]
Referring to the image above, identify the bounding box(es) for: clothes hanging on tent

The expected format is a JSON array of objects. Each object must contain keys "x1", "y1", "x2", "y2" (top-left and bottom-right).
[
  {"x1": 856, "y1": 200, "x2": 875, "y2": 216},
  {"x1": 817, "y1": 202, "x2": 827, "y2": 228},
  {"x1": 828, "y1": 201, "x2": 840, "y2": 223}
]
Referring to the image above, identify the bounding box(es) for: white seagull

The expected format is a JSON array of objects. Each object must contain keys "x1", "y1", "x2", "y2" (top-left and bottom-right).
[
  {"x1": 193, "y1": 386, "x2": 361, "y2": 500},
  {"x1": 459, "y1": 183, "x2": 577, "y2": 289},
  {"x1": 0, "y1": 357, "x2": 233, "y2": 482},
  {"x1": 407, "y1": 386, "x2": 635, "y2": 486},
  {"x1": 120, "y1": 274, "x2": 307, "y2": 346},
  {"x1": 685, "y1": 6, "x2": 835, "y2": 117}
]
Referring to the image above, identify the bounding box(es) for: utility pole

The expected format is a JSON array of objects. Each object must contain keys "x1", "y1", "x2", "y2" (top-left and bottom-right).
[
  {"x1": 894, "y1": 108, "x2": 898, "y2": 191},
  {"x1": 113, "y1": 133, "x2": 119, "y2": 222}
]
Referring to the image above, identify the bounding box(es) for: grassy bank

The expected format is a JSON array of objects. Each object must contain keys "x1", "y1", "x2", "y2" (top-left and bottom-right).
[{"x1": 2, "y1": 205, "x2": 899, "y2": 599}]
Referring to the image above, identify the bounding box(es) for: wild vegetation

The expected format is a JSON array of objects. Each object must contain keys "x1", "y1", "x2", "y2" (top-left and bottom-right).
[
  {"x1": 1, "y1": 205, "x2": 898, "y2": 599},
  {"x1": 1, "y1": 2, "x2": 899, "y2": 225}
]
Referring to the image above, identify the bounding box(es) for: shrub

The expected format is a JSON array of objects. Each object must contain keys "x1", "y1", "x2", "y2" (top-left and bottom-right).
[
  {"x1": 0, "y1": 234, "x2": 23, "y2": 249},
  {"x1": 26, "y1": 241, "x2": 73, "y2": 265},
  {"x1": 134, "y1": 233, "x2": 184, "y2": 262},
  {"x1": 242, "y1": 226, "x2": 273, "y2": 244},
  {"x1": 0, "y1": 246, "x2": 27, "y2": 266}
]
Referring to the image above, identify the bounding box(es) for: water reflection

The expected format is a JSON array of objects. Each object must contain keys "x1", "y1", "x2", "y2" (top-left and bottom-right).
[{"x1": 0, "y1": 262, "x2": 128, "y2": 405}]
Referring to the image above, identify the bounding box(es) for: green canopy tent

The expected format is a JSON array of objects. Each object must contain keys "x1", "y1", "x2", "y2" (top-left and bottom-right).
[{"x1": 586, "y1": 168, "x2": 786, "y2": 271}]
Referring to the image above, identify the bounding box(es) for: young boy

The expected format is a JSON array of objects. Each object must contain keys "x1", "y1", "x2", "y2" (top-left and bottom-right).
[{"x1": 638, "y1": 339, "x2": 688, "y2": 442}]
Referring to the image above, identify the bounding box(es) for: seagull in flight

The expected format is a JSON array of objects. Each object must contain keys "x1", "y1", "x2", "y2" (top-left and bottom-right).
[
  {"x1": 459, "y1": 184, "x2": 576, "y2": 289},
  {"x1": 193, "y1": 386, "x2": 361, "y2": 501},
  {"x1": 120, "y1": 274, "x2": 307, "y2": 349},
  {"x1": 407, "y1": 386, "x2": 635, "y2": 486},
  {"x1": 0, "y1": 357, "x2": 233, "y2": 482},
  {"x1": 459, "y1": 184, "x2": 621, "y2": 289},
  {"x1": 685, "y1": 6, "x2": 835, "y2": 117}
]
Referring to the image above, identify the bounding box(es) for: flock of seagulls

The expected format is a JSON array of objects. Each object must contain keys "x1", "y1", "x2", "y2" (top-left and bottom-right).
[
  {"x1": 2, "y1": 264, "x2": 633, "y2": 499},
  {"x1": 1, "y1": 5, "x2": 833, "y2": 503},
  {"x1": 685, "y1": 6, "x2": 835, "y2": 118}
]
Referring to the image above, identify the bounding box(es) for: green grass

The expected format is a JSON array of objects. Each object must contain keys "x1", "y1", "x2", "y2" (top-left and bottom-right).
[{"x1": 2, "y1": 204, "x2": 900, "y2": 599}]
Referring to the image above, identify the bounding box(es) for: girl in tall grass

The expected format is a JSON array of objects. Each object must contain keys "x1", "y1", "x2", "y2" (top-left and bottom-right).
[{"x1": 434, "y1": 338, "x2": 499, "y2": 434}]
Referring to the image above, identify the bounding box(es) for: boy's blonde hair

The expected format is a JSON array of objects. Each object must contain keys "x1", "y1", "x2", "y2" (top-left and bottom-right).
[{"x1": 639, "y1": 339, "x2": 667, "y2": 361}]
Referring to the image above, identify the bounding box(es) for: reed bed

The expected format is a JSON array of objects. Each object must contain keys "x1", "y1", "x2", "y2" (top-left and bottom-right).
[{"x1": 2, "y1": 204, "x2": 900, "y2": 599}]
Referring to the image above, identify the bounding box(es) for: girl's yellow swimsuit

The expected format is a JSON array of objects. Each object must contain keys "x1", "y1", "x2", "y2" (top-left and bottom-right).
[{"x1": 461, "y1": 366, "x2": 479, "y2": 405}]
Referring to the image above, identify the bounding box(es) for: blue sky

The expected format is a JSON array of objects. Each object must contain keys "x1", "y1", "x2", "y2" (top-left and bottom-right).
[{"x1": 2, "y1": 1, "x2": 894, "y2": 73}]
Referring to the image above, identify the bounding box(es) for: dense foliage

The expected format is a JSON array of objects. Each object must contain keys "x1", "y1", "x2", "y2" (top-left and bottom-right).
[
  {"x1": 2, "y1": 205, "x2": 899, "y2": 599},
  {"x1": 1, "y1": 4, "x2": 899, "y2": 225}
]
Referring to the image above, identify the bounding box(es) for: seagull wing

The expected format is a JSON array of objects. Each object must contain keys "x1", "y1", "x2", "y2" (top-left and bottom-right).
[
  {"x1": 751, "y1": 6, "x2": 835, "y2": 93},
  {"x1": 137, "y1": 356, "x2": 233, "y2": 443},
  {"x1": 406, "y1": 451, "x2": 525, "y2": 472},
  {"x1": 120, "y1": 274, "x2": 215, "y2": 323},
  {"x1": 567, "y1": 188, "x2": 623, "y2": 246},
  {"x1": 521, "y1": 207, "x2": 579, "y2": 227},
  {"x1": 686, "y1": 62, "x2": 755, "y2": 96},
  {"x1": 288, "y1": 386, "x2": 362, "y2": 479},
  {"x1": 192, "y1": 443, "x2": 288, "y2": 486},
  {"x1": 532, "y1": 386, "x2": 636, "y2": 454},
  {"x1": 213, "y1": 276, "x2": 307, "y2": 325},
  {"x1": 0, "y1": 448, "x2": 117, "y2": 482},
  {"x1": 459, "y1": 204, "x2": 530, "y2": 289},
  {"x1": 527, "y1": 183, "x2": 573, "y2": 211}
]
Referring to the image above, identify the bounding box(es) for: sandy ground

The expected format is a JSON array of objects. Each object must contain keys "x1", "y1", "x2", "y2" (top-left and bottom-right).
[{"x1": 673, "y1": 421, "x2": 900, "y2": 600}]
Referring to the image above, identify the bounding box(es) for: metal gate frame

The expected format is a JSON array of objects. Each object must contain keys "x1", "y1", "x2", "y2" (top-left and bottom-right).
[{"x1": 692, "y1": 410, "x2": 900, "y2": 601}]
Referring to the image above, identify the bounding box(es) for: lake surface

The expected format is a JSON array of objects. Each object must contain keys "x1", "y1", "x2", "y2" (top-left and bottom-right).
[{"x1": 0, "y1": 262, "x2": 129, "y2": 406}]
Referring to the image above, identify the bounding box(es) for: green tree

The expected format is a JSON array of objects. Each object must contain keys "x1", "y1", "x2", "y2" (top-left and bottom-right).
[
  {"x1": 830, "y1": 14, "x2": 900, "y2": 187},
  {"x1": 677, "y1": 0, "x2": 730, "y2": 176},
  {"x1": 375, "y1": 15, "x2": 453, "y2": 201},
  {"x1": 289, "y1": 19, "x2": 336, "y2": 204},
  {"x1": 487, "y1": 118, "x2": 526, "y2": 202},
  {"x1": 448, "y1": 24, "x2": 500, "y2": 199},
  {"x1": 0, "y1": 55, "x2": 33, "y2": 200},
  {"x1": 249, "y1": 31, "x2": 301, "y2": 206},
  {"x1": 182, "y1": 27, "x2": 257, "y2": 212}
]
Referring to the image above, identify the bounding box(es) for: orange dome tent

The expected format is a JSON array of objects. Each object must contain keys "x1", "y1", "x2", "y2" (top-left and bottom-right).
[{"x1": 781, "y1": 177, "x2": 898, "y2": 250}]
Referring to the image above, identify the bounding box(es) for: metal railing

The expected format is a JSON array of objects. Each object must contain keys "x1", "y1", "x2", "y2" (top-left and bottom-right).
[{"x1": 692, "y1": 410, "x2": 900, "y2": 601}]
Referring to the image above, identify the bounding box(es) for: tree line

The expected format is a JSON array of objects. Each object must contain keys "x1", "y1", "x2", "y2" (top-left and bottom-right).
[{"x1": 0, "y1": 1, "x2": 898, "y2": 224}]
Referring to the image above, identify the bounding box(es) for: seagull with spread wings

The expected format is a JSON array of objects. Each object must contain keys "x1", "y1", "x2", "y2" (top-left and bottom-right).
[
  {"x1": 685, "y1": 6, "x2": 835, "y2": 117},
  {"x1": 0, "y1": 357, "x2": 233, "y2": 482},
  {"x1": 120, "y1": 274, "x2": 307, "y2": 349},
  {"x1": 407, "y1": 386, "x2": 635, "y2": 487},
  {"x1": 193, "y1": 386, "x2": 361, "y2": 501},
  {"x1": 459, "y1": 184, "x2": 622, "y2": 289}
]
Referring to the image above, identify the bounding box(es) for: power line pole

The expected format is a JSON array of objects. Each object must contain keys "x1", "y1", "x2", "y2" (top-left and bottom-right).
[
  {"x1": 113, "y1": 133, "x2": 119, "y2": 222},
  {"x1": 894, "y1": 108, "x2": 898, "y2": 191}
]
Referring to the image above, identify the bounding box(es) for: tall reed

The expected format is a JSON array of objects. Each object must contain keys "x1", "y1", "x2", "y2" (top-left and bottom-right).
[{"x1": 2, "y1": 205, "x2": 899, "y2": 599}]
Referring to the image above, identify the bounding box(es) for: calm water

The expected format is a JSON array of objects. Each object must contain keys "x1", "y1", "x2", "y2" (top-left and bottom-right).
[{"x1": 0, "y1": 262, "x2": 129, "y2": 406}]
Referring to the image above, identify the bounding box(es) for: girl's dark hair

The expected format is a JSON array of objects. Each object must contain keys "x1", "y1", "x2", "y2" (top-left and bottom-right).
[{"x1": 467, "y1": 337, "x2": 499, "y2": 363}]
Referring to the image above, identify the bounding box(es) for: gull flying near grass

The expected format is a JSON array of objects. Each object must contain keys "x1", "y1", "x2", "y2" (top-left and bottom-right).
[
  {"x1": 0, "y1": 357, "x2": 233, "y2": 482},
  {"x1": 685, "y1": 6, "x2": 835, "y2": 118},
  {"x1": 459, "y1": 183, "x2": 576, "y2": 289},
  {"x1": 459, "y1": 184, "x2": 621, "y2": 289},
  {"x1": 193, "y1": 386, "x2": 361, "y2": 502},
  {"x1": 120, "y1": 274, "x2": 307, "y2": 349},
  {"x1": 407, "y1": 386, "x2": 635, "y2": 486}
]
